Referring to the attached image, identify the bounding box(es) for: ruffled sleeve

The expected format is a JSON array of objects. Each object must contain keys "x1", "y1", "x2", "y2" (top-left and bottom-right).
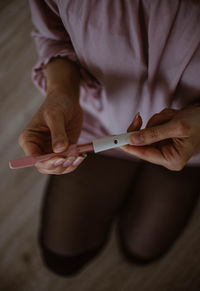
[{"x1": 28, "y1": 0, "x2": 102, "y2": 110}]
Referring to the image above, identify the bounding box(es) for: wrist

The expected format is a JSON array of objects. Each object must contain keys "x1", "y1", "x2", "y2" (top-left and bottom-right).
[{"x1": 46, "y1": 57, "x2": 80, "y2": 102}]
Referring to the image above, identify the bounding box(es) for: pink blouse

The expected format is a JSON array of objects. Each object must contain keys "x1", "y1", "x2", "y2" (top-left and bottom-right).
[{"x1": 29, "y1": 0, "x2": 200, "y2": 165}]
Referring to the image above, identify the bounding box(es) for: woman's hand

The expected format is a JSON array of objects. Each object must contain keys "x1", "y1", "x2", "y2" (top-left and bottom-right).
[
  {"x1": 18, "y1": 87, "x2": 86, "y2": 175},
  {"x1": 120, "y1": 106, "x2": 200, "y2": 171}
]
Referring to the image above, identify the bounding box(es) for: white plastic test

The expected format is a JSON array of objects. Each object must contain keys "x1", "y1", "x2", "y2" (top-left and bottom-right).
[{"x1": 92, "y1": 131, "x2": 135, "y2": 153}]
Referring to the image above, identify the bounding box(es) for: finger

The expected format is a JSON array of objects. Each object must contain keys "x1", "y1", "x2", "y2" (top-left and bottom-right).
[
  {"x1": 146, "y1": 109, "x2": 178, "y2": 128},
  {"x1": 44, "y1": 110, "x2": 69, "y2": 153},
  {"x1": 127, "y1": 112, "x2": 143, "y2": 132},
  {"x1": 128, "y1": 109, "x2": 177, "y2": 147},
  {"x1": 35, "y1": 156, "x2": 71, "y2": 170},
  {"x1": 71, "y1": 154, "x2": 87, "y2": 167},
  {"x1": 120, "y1": 143, "x2": 181, "y2": 170},
  {"x1": 36, "y1": 164, "x2": 70, "y2": 175},
  {"x1": 35, "y1": 155, "x2": 78, "y2": 171},
  {"x1": 121, "y1": 135, "x2": 193, "y2": 171},
  {"x1": 36, "y1": 162, "x2": 73, "y2": 175},
  {"x1": 37, "y1": 165, "x2": 76, "y2": 175},
  {"x1": 120, "y1": 144, "x2": 165, "y2": 166},
  {"x1": 35, "y1": 154, "x2": 86, "y2": 171},
  {"x1": 61, "y1": 154, "x2": 87, "y2": 174},
  {"x1": 129, "y1": 119, "x2": 189, "y2": 146},
  {"x1": 36, "y1": 154, "x2": 87, "y2": 175}
]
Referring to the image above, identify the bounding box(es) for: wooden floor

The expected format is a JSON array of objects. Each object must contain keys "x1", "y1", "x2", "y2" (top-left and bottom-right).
[{"x1": 1, "y1": 0, "x2": 200, "y2": 290}]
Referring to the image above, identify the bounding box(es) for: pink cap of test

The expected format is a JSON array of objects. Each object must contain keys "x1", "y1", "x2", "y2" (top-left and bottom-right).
[{"x1": 9, "y1": 143, "x2": 94, "y2": 169}]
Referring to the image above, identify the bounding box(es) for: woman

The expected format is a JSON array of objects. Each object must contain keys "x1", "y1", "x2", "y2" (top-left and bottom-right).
[{"x1": 18, "y1": 0, "x2": 200, "y2": 276}]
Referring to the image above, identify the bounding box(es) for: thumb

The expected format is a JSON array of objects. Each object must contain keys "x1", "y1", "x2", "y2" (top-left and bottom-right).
[
  {"x1": 45, "y1": 112, "x2": 69, "y2": 153},
  {"x1": 130, "y1": 120, "x2": 180, "y2": 145}
]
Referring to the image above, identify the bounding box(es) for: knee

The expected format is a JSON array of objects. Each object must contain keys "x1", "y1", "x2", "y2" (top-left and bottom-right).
[
  {"x1": 38, "y1": 237, "x2": 103, "y2": 277},
  {"x1": 117, "y1": 228, "x2": 172, "y2": 264},
  {"x1": 119, "y1": 240, "x2": 164, "y2": 264}
]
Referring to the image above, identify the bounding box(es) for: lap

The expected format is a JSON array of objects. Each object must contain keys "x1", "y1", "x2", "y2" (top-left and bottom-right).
[{"x1": 40, "y1": 152, "x2": 142, "y2": 255}]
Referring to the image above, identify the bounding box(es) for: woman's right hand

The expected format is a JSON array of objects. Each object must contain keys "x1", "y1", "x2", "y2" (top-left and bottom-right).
[{"x1": 18, "y1": 87, "x2": 86, "y2": 175}]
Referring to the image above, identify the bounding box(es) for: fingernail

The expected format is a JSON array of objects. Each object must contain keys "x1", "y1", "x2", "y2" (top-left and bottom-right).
[
  {"x1": 63, "y1": 156, "x2": 76, "y2": 167},
  {"x1": 72, "y1": 156, "x2": 85, "y2": 167},
  {"x1": 130, "y1": 133, "x2": 144, "y2": 144},
  {"x1": 54, "y1": 158, "x2": 66, "y2": 166},
  {"x1": 54, "y1": 141, "x2": 67, "y2": 152},
  {"x1": 133, "y1": 112, "x2": 140, "y2": 123}
]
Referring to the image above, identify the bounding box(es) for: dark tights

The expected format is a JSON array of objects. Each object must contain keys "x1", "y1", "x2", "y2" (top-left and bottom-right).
[{"x1": 38, "y1": 153, "x2": 200, "y2": 276}]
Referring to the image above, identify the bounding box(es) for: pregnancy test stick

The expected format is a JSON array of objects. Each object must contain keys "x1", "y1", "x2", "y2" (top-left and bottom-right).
[
  {"x1": 9, "y1": 131, "x2": 134, "y2": 169},
  {"x1": 9, "y1": 143, "x2": 93, "y2": 169}
]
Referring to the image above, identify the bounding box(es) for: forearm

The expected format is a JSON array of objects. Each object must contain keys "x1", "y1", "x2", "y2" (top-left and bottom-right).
[{"x1": 46, "y1": 57, "x2": 81, "y2": 102}]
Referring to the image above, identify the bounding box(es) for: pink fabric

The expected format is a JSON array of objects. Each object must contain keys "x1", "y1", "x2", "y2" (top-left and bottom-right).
[{"x1": 29, "y1": 0, "x2": 200, "y2": 165}]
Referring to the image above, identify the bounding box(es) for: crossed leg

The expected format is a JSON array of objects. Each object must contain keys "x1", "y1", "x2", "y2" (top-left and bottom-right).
[
  {"x1": 38, "y1": 152, "x2": 143, "y2": 276},
  {"x1": 116, "y1": 162, "x2": 200, "y2": 263}
]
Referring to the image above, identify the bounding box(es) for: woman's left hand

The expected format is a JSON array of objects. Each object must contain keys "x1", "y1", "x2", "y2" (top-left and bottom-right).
[{"x1": 120, "y1": 106, "x2": 200, "y2": 171}]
